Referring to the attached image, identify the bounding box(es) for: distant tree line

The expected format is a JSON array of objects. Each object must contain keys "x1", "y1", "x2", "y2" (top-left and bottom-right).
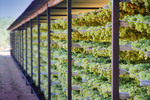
[{"x1": 0, "y1": 17, "x2": 14, "y2": 48}]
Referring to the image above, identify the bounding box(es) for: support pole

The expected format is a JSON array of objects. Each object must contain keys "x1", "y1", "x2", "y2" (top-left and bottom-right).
[
  {"x1": 37, "y1": 15, "x2": 41, "y2": 95},
  {"x1": 111, "y1": 0, "x2": 119, "y2": 100},
  {"x1": 12, "y1": 32, "x2": 14, "y2": 56},
  {"x1": 14, "y1": 32, "x2": 17, "y2": 60},
  {"x1": 22, "y1": 25, "x2": 24, "y2": 70},
  {"x1": 17, "y1": 30, "x2": 19, "y2": 62},
  {"x1": 10, "y1": 32, "x2": 12, "y2": 55},
  {"x1": 25, "y1": 23, "x2": 28, "y2": 76},
  {"x1": 47, "y1": 7, "x2": 51, "y2": 100},
  {"x1": 30, "y1": 19, "x2": 33, "y2": 84},
  {"x1": 67, "y1": 0, "x2": 72, "y2": 100},
  {"x1": 16, "y1": 31, "x2": 18, "y2": 62},
  {"x1": 20, "y1": 28, "x2": 22, "y2": 66}
]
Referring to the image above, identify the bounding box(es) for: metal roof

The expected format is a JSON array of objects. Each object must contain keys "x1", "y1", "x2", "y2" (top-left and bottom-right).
[
  {"x1": 8, "y1": 0, "x2": 109, "y2": 31},
  {"x1": 8, "y1": 0, "x2": 50, "y2": 30}
]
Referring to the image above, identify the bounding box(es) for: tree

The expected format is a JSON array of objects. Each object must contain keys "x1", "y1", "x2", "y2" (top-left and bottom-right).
[{"x1": 0, "y1": 17, "x2": 14, "y2": 48}]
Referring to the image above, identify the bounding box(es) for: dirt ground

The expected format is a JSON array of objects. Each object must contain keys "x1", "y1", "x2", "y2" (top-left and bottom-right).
[{"x1": 0, "y1": 52, "x2": 37, "y2": 100}]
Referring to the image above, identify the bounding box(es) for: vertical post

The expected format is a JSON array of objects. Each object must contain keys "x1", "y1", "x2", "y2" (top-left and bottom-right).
[
  {"x1": 18, "y1": 30, "x2": 19, "y2": 64},
  {"x1": 30, "y1": 19, "x2": 33, "y2": 83},
  {"x1": 67, "y1": 0, "x2": 72, "y2": 100},
  {"x1": 47, "y1": 7, "x2": 51, "y2": 100},
  {"x1": 12, "y1": 32, "x2": 14, "y2": 56},
  {"x1": 14, "y1": 32, "x2": 16, "y2": 60},
  {"x1": 111, "y1": 0, "x2": 119, "y2": 100},
  {"x1": 12, "y1": 32, "x2": 13, "y2": 56},
  {"x1": 25, "y1": 23, "x2": 28, "y2": 75},
  {"x1": 11, "y1": 32, "x2": 12, "y2": 55},
  {"x1": 15, "y1": 31, "x2": 17, "y2": 61},
  {"x1": 17, "y1": 30, "x2": 19, "y2": 62},
  {"x1": 13, "y1": 32, "x2": 15, "y2": 57},
  {"x1": 10, "y1": 33, "x2": 11, "y2": 55},
  {"x1": 16, "y1": 31, "x2": 18, "y2": 62},
  {"x1": 20, "y1": 28, "x2": 22, "y2": 66},
  {"x1": 10, "y1": 32, "x2": 12, "y2": 55},
  {"x1": 15, "y1": 30, "x2": 18, "y2": 61},
  {"x1": 20, "y1": 28, "x2": 22, "y2": 68},
  {"x1": 18, "y1": 30, "x2": 19, "y2": 63},
  {"x1": 37, "y1": 15, "x2": 41, "y2": 94},
  {"x1": 22, "y1": 25, "x2": 24, "y2": 70},
  {"x1": 12, "y1": 32, "x2": 15, "y2": 57}
]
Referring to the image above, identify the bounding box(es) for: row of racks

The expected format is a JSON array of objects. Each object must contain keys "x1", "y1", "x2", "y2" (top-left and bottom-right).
[
  {"x1": 10, "y1": 29, "x2": 150, "y2": 99},
  {"x1": 9, "y1": 0, "x2": 150, "y2": 100}
]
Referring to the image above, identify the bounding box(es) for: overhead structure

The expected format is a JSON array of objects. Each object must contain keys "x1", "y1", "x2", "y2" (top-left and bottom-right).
[
  {"x1": 8, "y1": 0, "x2": 121, "y2": 100},
  {"x1": 8, "y1": 0, "x2": 109, "y2": 31}
]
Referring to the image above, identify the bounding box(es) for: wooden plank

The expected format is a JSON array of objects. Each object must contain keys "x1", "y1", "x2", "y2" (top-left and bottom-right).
[
  {"x1": 41, "y1": 65, "x2": 45, "y2": 67},
  {"x1": 76, "y1": 62, "x2": 82, "y2": 66},
  {"x1": 51, "y1": 72, "x2": 59, "y2": 75},
  {"x1": 120, "y1": 21, "x2": 130, "y2": 27},
  {"x1": 41, "y1": 72, "x2": 47, "y2": 75},
  {"x1": 72, "y1": 14, "x2": 78, "y2": 18},
  {"x1": 72, "y1": 86, "x2": 80, "y2": 90},
  {"x1": 119, "y1": 92, "x2": 130, "y2": 99},
  {"x1": 146, "y1": 52, "x2": 150, "y2": 57},
  {"x1": 72, "y1": 44, "x2": 81, "y2": 48},
  {"x1": 67, "y1": 44, "x2": 133, "y2": 52},
  {"x1": 33, "y1": 66, "x2": 37, "y2": 68},
  {"x1": 140, "y1": 80, "x2": 150, "y2": 86},
  {"x1": 105, "y1": 92, "x2": 130, "y2": 99},
  {"x1": 51, "y1": 61, "x2": 57, "y2": 64},
  {"x1": 104, "y1": 5, "x2": 109, "y2": 9},
  {"x1": 51, "y1": 93, "x2": 57, "y2": 96},
  {"x1": 119, "y1": 68, "x2": 128, "y2": 75},
  {"x1": 65, "y1": 71, "x2": 78, "y2": 76},
  {"x1": 86, "y1": 47, "x2": 92, "y2": 51},
  {"x1": 78, "y1": 29, "x2": 87, "y2": 33},
  {"x1": 51, "y1": 41, "x2": 57, "y2": 44},
  {"x1": 53, "y1": 55, "x2": 58, "y2": 58},
  {"x1": 65, "y1": 58, "x2": 75, "y2": 62},
  {"x1": 76, "y1": 62, "x2": 127, "y2": 75},
  {"x1": 120, "y1": 45, "x2": 133, "y2": 51},
  {"x1": 131, "y1": 21, "x2": 150, "y2": 24},
  {"x1": 51, "y1": 81, "x2": 61, "y2": 85},
  {"x1": 64, "y1": 89, "x2": 67, "y2": 91},
  {"x1": 86, "y1": 97, "x2": 90, "y2": 100}
]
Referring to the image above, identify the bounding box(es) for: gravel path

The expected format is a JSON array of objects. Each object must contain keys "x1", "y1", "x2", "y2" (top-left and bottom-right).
[{"x1": 0, "y1": 52, "x2": 37, "y2": 100}]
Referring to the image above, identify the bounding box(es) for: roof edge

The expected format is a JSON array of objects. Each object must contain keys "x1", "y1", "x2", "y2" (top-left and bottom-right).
[{"x1": 8, "y1": 0, "x2": 63, "y2": 31}]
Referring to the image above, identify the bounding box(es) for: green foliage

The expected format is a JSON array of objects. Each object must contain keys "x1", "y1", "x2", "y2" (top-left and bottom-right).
[
  {"x1": 17, "y1": 0, "x2": 150, "y2": 99},
  {"x1": 0, "y1": 17, "x2": 14, "y2": 48}
]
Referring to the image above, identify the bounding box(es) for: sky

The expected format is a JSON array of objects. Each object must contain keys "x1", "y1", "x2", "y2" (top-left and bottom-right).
[{"x1": 0, "y1": 0, "x2": 33, "y2": 19}]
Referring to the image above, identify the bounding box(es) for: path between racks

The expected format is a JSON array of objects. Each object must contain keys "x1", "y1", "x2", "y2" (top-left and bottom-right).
[{"x1": 0, "y1": 52, "x2": 37, "y2": 100}]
